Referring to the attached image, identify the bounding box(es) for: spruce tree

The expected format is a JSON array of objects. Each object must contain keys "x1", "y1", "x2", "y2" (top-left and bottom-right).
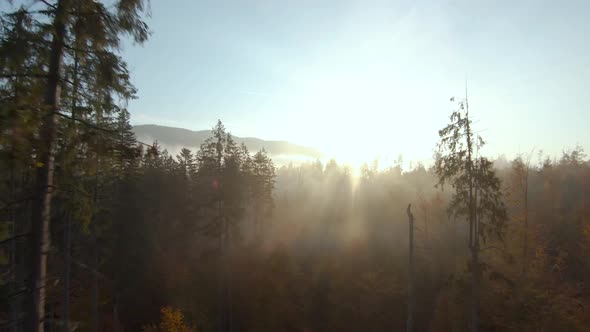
[{"x1": 434, "y1": 94, "x2": 507, "y2": 332}]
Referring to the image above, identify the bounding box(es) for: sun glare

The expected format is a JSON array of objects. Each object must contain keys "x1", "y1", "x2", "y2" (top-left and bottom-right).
[{"x1": 292, "y1": 72, "x2": 402, "y2": 172}]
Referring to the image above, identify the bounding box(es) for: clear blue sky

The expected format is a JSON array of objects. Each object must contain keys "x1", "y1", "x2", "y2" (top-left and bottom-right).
[
  {"x1": 8, "y1": 1, "x2": 590, "y2": 165},
  {"x1": 123, "y1": 0, "x2": 589, "y2": 165}
]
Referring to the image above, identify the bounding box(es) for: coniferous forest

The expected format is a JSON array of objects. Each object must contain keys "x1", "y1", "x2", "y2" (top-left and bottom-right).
[{"x1": 1, "y1": 1, "x2": 590, "y2": 332}]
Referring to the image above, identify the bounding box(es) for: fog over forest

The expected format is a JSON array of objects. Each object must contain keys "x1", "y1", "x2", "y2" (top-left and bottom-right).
[{"x1": 1, "y1": 1, "x2": 590, "y2": 332}]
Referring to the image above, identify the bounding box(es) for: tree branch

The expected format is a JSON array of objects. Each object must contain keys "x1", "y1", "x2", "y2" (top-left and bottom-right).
[
  {"x1": 0, "y1": 232, "x2": 30, "y2": 246},
  {"x1": 39, "y1": 0, "x2": 57, "y2": 10},
  {"x1": 0, "y1": 72, "x2": 48, "y2": 79}
]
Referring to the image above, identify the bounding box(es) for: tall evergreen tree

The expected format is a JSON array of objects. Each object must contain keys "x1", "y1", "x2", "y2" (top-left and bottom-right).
[
  {"x1": 0, "y1": 1, "x2": 149, "y2": 330},
  {"x1": 434, "y1": 94, "x2": 507, "y2": 332}
]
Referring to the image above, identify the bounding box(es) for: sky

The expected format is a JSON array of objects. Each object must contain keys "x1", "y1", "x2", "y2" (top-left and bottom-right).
[{"x1": 9, "y1": 0, "x2": 590, "y2": 167}]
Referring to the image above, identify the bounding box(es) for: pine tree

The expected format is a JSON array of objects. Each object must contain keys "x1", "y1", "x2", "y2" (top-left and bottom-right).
[
  {"x1": 251, "y1": 148, "x2": 276, "y2": 232},
  {"x1": 0, "y1": 1, "x2": 149, "y2": 330},
  {"x1": 434, "y1": 94, "x2": 507, "y2": 332}
]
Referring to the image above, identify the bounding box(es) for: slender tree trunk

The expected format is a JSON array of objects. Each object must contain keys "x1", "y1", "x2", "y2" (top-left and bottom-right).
[
  {"x1": 224, "y1": 203, "x2": 233, "y2": 332},
  {"x1": 424, "y1": 209, "x2": 428, "y2": 241},
  {"x1": 471, "y1": 226, "x2": 480, "y2": 332},
  {"x1": 464, "y1": 91, "x2": 479, "y2": 332},
  {"x1": 226, "y1": 213, "x2": 233, "y2": 332},
  {"x1": 27, "y1": 1, "x2": 69, "y2": 331},
  {"x1": 217, "y1": 198, "x2": 225, "y2": 332},
  {"x1": 61, "y1": 213, "x2": 71, "y2": 332},
  {"x1": 91, "y1": 107, "x2": 102, "y2": 332},
  {"x1": 471, "y1": 248, "x2": 479, "y2": 331},
  {"x1": 70, "y1": 40, "x2": 79, "y2": 127},
  {"x1": 522, "y1": 168, "x2": 529, "y2": 276},
  {"x1": 406, "y1": 204, "x2": 414, "y2": 332},
  {"x1": 62, "y1": 14, "x2": 79, "y2": 331},
  {"x1": 10, "y1": 76, "x2": 18, "y2": 332},
  {"x1": 112, "y1": 194, "x2": 120, "y2": 332},
  {"x1": 9, "y1": 142, "x2": 19, "y2": 332},
  {"x1": 92, "y1": 237, "x2": 98, "y2": 332}
]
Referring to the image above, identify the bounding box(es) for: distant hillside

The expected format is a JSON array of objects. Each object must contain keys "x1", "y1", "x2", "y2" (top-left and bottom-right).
[{"x1": 132, "y1": 124, "x2": 323, "y2": 159}]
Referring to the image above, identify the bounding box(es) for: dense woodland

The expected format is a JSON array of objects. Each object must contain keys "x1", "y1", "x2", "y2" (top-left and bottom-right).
[{"x1": 1, "y1": 1, "x2": 590, "y2": 332}]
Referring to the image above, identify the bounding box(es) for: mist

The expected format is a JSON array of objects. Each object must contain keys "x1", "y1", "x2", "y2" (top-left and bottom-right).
[{"x1": 1, "y1": 1, "x2": 590, "y2": 332}]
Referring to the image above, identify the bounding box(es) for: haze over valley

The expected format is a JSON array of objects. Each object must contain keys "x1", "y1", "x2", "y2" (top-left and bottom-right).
[
  {"x1": 133, "y1": 124, "x2": 324, "y2": 166},
  {"x1": 1, "y1": 1, "x2": 590, "y2": 332}
]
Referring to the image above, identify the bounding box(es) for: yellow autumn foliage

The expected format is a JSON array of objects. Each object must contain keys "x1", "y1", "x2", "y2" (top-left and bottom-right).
[{"x1": 142, "y1": 306, "x2": 196, "y2": 332}]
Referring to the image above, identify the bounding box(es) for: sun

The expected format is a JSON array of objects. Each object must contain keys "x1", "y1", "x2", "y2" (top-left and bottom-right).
[{"x1": 296, "y1": 81, "x2": 398, "y2": 172}]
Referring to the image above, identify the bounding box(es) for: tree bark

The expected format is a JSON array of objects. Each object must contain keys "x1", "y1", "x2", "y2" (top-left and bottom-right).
[
  {"x1": 522, "y1": 167, "x2": 529, "y2": 276},
  {"x1": 61, "y1": 213, "x2": 71, "y2": 332},
  {"x1": 406, "y1": 204, "x2": 414, "y2": 332},
  {"x1": 27, "y1": 1, "x2": 69, "y2": 331},
  {"x1": 465, "y1": 93, "x2": 479, "y2": 332},
  {"x1": 92, "y1": 236, "x2": 98, "y2": 332},
  {"x1": 471, "y1": 245, "x2": 480, "y2": 332},
  {"x1": 9, "y1": 134, "x2": 18, "y2": 332},
  {"x1": 91, "y1": 103, "x2": 103, "y2": 332}
]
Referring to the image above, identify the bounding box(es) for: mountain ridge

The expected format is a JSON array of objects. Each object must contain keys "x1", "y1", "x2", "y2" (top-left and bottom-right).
[{"x1": 132, "y1": 124, "x2": 323, "y2": 159}]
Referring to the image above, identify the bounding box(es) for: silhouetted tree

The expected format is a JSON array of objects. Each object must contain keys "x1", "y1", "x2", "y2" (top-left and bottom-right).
[{"x1": 434, "y1": 94, "x2": 507, "y2": 332}]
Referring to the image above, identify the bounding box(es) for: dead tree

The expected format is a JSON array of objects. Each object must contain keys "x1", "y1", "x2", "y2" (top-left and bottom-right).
[{"x1": 407, "y1": 203, "x2": 414, "y2": 332}]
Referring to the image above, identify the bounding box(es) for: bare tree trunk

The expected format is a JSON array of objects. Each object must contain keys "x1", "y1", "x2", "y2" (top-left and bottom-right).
[
  {"x1": 91, "y1": 107, "x2": 102, "y2": 332},
  {"x1": 464, "y1": 89, "x2": 479, "y2": 332},
  {"x1": 112, "y1": 200, "x2": 119, "y2": 332},
  {"x1": 225, "y1": 209, "x2": 233, "y2": 332},
  {"x1": 406, "y1": 204, "x2": 414, "y2": 332},
  {"x1": 27, "y1": 1, "x2": 69, "y2": 331},
  {"x1": 217, "y1": 198, "x2": 225, "y2": 332},
  {"x1": 61, "y1": 213, "x2": 71, "y2": 332},
  {"x1": 92, "y1": 237, "x2": 98, "y2": 332},
  {"x1": 522, "y1": 164, "x2": 529, "y2": 276},
  {"x1": 9, "y1": 140, "x2": 19, "y2": 332},
  {"x1": 9, "y1": 77, "x2": 18, "y2": 332},
  {"x1": 62, "y1": 17, "x2": 79, "y2": 331},
  {"x1": 471, "y1": 237, "x2": 480, "y2": 332}
]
